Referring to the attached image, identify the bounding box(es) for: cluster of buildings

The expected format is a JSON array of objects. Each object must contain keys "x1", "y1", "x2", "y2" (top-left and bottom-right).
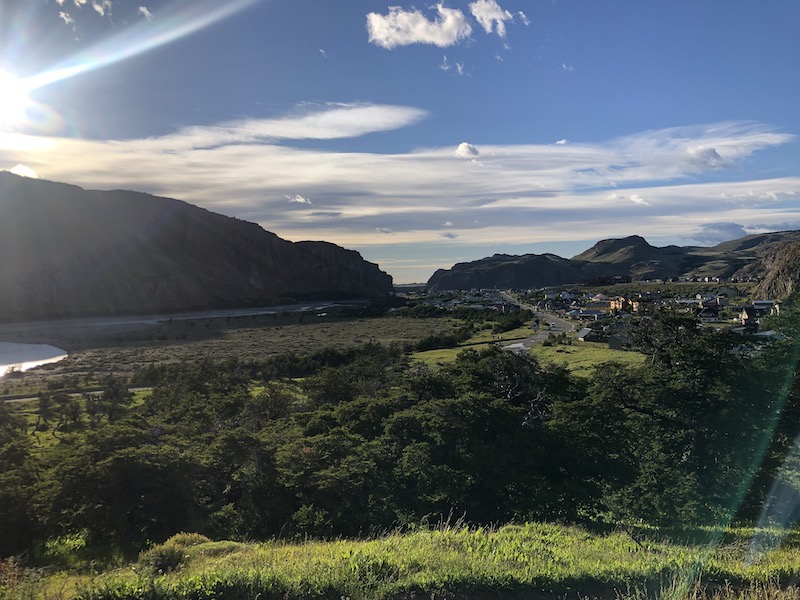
[{"x1": 530, "y1": 288, "x2": 781, "y2": 335}]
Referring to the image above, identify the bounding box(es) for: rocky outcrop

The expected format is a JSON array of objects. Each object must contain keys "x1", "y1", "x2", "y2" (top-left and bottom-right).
[
  {"x1": 427, "y1": 232, "x2": 800, "y2": 291},
  {"x1": 0, "y1": 172, "x2": 392, "y2": 321},
  {"x1": 427, "y1": 253, "x2": 585, "y2": 291},
  {"x1": 749, "y1": 241, "x2": 800, "y2": 300}
]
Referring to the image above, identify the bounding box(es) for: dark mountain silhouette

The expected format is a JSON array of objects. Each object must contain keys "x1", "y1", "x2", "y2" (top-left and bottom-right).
[
  {"x1": 427, "y1": 231, "x2": 800, "y2": 295},
  {"x1": 0, "y1": 172, "x2": 392, "y2": 321}
]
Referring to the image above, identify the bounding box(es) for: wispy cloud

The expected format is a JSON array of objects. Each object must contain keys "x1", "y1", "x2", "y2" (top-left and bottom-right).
[
  {"x1": 132, "y1": 103, "x2": 428, "y2": 151},
  {"x1": 469, "y1": 0, "x2": 513, "y2": 38},
  {"x1": 138, "y1": 6, "x2": 153, "y2": 21},
  {"x1": 91, "y1": 1, "x2": 112, "y2": 17},
  {"x1": 518, "y1": 11, "x2": 530, "y2": 26},
  {"x1": 367, "y1": 4, "x2": 472, "y2": 49},
  {"x1": 561, "y1": 63, "x2": 574, "y2": 72},
  {"x1": 2, "y1": 110, "x2": 797, "y2": 280},
  {"x1": 440, "y1": 231, "x2": 459, "y2": 239}
]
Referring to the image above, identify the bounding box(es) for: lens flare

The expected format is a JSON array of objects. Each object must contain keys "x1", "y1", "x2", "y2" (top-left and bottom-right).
[
  {"x1": 0, "y1": 69, "x2": 33, "y2": 129},
  {"x1": 27, "y1": 0, "x2": 263, "y2": 92}
]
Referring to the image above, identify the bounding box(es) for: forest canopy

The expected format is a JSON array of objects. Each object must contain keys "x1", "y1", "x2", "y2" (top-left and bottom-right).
[{"x1": 2, "y1": 300, "x2": 800, "y2": 562}]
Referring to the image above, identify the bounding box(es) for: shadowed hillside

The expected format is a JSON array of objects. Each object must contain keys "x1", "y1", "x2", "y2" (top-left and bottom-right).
[{"x1": 0, "y1": 172, "x2": 392, "y2": 320}]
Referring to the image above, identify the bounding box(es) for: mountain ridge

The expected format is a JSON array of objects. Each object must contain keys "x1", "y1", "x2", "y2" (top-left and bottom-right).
[
  {"x1": 0, "y1": 172, "x2": 392, "y2": 321},
  {"x1": 427, "y1": 232, "x2": 800, "y2": 297}
]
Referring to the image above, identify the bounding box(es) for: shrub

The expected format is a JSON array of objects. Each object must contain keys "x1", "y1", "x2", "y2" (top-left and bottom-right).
[
  {"x1": 138, "y1": 544, "x2": 186, "y2": 574},
  {"x1": 138, "y1": 533, "x2": 210, "y2": 573},
  {"x1": 161, "y1": 533, "x2": 211, "y2": 549}
]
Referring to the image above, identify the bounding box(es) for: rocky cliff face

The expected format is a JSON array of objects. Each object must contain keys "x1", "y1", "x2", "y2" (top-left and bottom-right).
[
  {"x1": 427, "y1": 232, "x2": 800, "y2": 291},
  {"x1": 0, "y1": 172, "x2": 392, "y2": 320},
  {"x1": 749, "y1": 240, "x2": 800, "y2": 300}
]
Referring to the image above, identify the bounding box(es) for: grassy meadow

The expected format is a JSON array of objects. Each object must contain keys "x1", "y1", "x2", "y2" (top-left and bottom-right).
[
  {"x1": 9, "y1": 524, "x2": 800, "y2": 600},
  {"x1": 530, "y1": 340, "x2": 647, "y2": 376}
]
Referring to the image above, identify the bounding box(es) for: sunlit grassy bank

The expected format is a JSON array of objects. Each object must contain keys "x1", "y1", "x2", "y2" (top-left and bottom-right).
[
  {"x1": 12, "y1": 524, "x2": 800, "y2": 600},
  {"x1": 529, "y1": 341, "x2": 647, "y2": 376}
]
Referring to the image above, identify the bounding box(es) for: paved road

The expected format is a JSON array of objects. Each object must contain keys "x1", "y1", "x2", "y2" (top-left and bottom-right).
[{"x1": 501, "y1": 292, "x2": 574, "y2": 352}]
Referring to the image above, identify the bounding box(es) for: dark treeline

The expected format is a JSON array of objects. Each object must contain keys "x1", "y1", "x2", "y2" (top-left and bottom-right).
[
  {"x1": 396, "y1": 304, "x2": 535, "y2": 333},
  {"x1": 2, "y1": 302, "x2": 800, "y2": 563}
]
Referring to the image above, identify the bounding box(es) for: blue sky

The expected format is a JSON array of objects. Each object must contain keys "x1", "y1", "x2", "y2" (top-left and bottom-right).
[{"x1": 1, "y1": 0, "x2": 799, "y2": 282}]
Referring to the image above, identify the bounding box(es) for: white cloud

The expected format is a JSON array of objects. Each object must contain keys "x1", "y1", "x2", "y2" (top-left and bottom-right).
[
  {"x1": 443, "y1": 221, "x2": 454, "y2": 227},
  {"x1": 605, "y1": 192, "x2": 648, "y2": 205},
  {"x1": 59, "y1": 11, "x2": 74, "y2": 24},
  {"x1": 92, "y1": 1, "x2": 112, "y2": 17},
  {"x1": 287, "y1": 194, "x2": 312, "y2": 205},
  {"x1": 440, "y1": 231, "x2": 459, "y2": 239},
  {"x1": 138, "y1": 6, "x2": 153, "y2": 20},
  {"x1": 687, "y1": 146, "x2": 732, "y2": 170},
  {"x1": 555, "y1": 139, "x2": 568, "y2": 145},
  {"x1": 455, "y1": 62, "x2": 464, "y2": 76},
  {"x1": 440, "y1": 55, "x2": 450, "y2": 71},
  {"x1": 319, "y1": 48, "x2": 327, "y2": 58},
  {"x1": 469, "y1": 0, "x2": 513, "y2": 37},
  {"x1": 689, "y1": 222, "x2": 749, "y2": 245},
  {"x1": 561, "y1": 63, "x2": 574, "y2": 71},
  {"x1": 73, "y1": 0, "x2": 87, "y2": 6},
  {"x1": 10, "y1": 164, "x2": 38, "y2": 178},
  {"x1": 367, "y1": 4, "x2": 472, "y2": 49},
  {"x1": 518, "y1": 11, "x2": 530, "y2": 26},
  {"x1": 455, "y1": 142, "x2": 479, "y2": 158}
]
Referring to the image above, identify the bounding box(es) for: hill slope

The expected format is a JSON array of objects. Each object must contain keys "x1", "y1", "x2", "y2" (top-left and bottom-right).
[
  {"x1": 0, "y1": 172, "x2": 392, "y2": 320},
  {"x1": 427, "y1": 232, "x2": 800, "y2": 294}
]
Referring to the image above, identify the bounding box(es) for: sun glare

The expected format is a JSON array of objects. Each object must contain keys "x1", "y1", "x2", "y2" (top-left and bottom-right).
[{"x1": 0, "y1": 69, "x2": 33, "y2": 129}]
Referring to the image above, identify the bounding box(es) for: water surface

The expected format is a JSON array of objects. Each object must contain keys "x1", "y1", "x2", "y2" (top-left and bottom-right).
[{"x1": 0, "y1": 342, "x2": 68, "y2": 378}]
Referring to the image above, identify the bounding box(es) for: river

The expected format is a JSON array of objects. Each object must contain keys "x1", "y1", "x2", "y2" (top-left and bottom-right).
[
  {"x1": 0, "y1": 342, "x2": 68, "y2": 379},
  {"x1": 0, "y1": 300, "x2": 367, "y2": 379}
]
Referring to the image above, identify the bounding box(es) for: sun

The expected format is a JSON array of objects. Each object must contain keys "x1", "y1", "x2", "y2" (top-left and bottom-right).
[{"x1": 0, "y1": 69, "x2": 33, "y2": 129}]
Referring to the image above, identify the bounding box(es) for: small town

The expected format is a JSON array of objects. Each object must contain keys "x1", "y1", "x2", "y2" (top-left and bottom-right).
[{"x1": 400, "y1": 284, "x2": 783, "y2": 350}]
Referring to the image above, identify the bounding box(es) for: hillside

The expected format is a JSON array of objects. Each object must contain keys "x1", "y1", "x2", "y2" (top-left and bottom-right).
[
  {"x1": 0, "y1": 172, "x2": 392, "y2": 320},
  {"x1": 427, "y1": 231, "x2": 800, "y2": 294}
]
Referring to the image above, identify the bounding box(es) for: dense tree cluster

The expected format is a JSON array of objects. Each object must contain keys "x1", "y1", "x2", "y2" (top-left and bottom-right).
[{"x1": 1, "y1": 304, "x2": 800, "y2": 562}]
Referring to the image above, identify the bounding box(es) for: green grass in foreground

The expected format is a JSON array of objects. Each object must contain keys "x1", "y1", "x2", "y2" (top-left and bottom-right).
[
  {"x1": 530, "y1": 341, "x2": 646, "y2": 376},
  {"x1": 14, "y1": 524, "x2": 800, "y2": 600}
]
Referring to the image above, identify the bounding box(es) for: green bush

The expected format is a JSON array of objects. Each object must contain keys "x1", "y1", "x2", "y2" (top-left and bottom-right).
[
  {"x1": 161, "y1": 533, "x2": 211, "y2": 549},
  {"x1": 138, "y1": 534, "x2": 210, "y2": 574},
  {"x1": 138, "y1": 544, "x2": 186, "y2": 574}
]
